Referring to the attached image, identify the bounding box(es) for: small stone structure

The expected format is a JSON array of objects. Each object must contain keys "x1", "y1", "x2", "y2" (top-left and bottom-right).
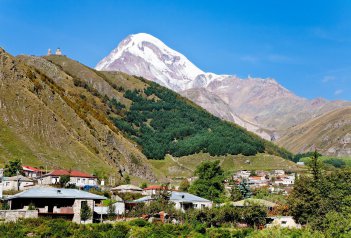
[
  {"x1": 55, "y1": 48, "x2": 62, "y2": 55},
  {"x1": 0, "y1": 210, "x2": 38, "y2": 222},
  {"x1": 72, "y1": 199, "x2": 94, "y2": 224}
]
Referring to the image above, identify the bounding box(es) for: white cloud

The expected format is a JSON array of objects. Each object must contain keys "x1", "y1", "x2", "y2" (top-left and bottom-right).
[
  {"x1": 322, "y1": 75, "x2": 336, "y2": 83},
  {"x1": 334, "y1": 89, "x2": 343, "y2": 95}
]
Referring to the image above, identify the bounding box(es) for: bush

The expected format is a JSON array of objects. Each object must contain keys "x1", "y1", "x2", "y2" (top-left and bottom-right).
[
  {"x1": 324, "y1": 158, "x2": 346, "y2": 168},
  {"x1": 128, "y1": 218, "x2": 150, "y2": 227}
]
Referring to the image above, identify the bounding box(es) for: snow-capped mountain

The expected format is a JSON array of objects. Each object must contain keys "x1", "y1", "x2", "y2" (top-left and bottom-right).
[
  {"x1": 96, "y1": 33, "x2": 226, "y2": 91},
  {"x1": 96, "y1": 33, "x2": 350, "y2": 140}
]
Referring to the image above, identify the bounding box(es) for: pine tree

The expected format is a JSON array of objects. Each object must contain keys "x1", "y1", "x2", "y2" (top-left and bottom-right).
[{"x1": 80, "y1": 201, "x2": 92, "y2": 224}]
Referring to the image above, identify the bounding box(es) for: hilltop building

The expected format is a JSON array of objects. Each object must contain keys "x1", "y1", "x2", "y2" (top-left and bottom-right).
[
  {"x1": 55, "y1": 48, "x2": 62, "y2": 55},
  {"x1": 47, "y1": 48, "x2": 51, "y2": 55}
]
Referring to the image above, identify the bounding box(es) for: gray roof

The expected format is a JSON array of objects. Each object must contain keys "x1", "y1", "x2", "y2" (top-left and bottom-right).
[
  {"x1": 2, "y1": 175, "x2": 33, "y2": 182},
  {"x1": 129, "y1": 191, "x2": 211, "y2": 203},
  {"x1": 170, "y1": 192, "x2": 211, "y2": 203},
  {"x1": 111, "y1": 184, "x2": 143, "y2": 191},
  {"x1": 5, "y1": 188, "x2": 106, "y2": 200},
  {"x1": 129, "y1": 195, "x2": 154, "y2": 203}
]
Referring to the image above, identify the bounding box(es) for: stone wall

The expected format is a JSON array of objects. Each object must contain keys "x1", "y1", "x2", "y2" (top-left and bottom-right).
[
  {"x1": 72, "y1": 199, "x2": 94, "y2": 224},
  {"x1": 0, "y1": 210, "x2": 38, "y2": 222}
]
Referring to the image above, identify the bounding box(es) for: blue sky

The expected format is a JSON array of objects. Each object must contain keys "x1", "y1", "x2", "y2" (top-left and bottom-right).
[{"x1": 1, "y1": 0, "x2": 350, "y2": 100}]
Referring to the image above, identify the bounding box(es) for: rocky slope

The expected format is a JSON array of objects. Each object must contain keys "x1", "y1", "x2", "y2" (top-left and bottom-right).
[
  {"x1": 0, "y1": 48, "x2": 155, "y2": 181},
  {"x1": 277, "y1": 107, "x2": 351, "y2": 157},
  {"x1": 96, "y1": 33, "x2": 350, "y2": 140}
]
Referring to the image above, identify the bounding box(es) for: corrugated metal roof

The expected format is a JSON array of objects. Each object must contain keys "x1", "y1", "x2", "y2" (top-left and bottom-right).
[
  {"x1": 129, "y1": 192, "x2": 211, "y2": 203},
  {"x1": 130, "y1": 195, "x2": 154, "y2": 203},
  {"x1": 170, "y1": 192, "x2": 211, "y2": 203},
  {"x1": 5, "y1": 188, "x2": 106, "y2": 200},
  {"x1": 2, "y1": 175, "x2": 33, "y2": 182}
]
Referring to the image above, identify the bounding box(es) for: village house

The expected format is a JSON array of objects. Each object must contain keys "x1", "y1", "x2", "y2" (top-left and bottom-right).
[
  {"x1": 129, "y1": 191, "x2": 213, "y2": 212},
  {"x1": 248, "y1": 176, "x2": 269, "y2": 188},
  {"x1": 233, "y1": 170, "x2": 251, "y2": 179},
  {"x1": 22, "y1": 165, "x2": 46, "y2": 178},
  {"x1": 3, "y1": 188, "x2": 106, "y2": 223},
  {"x1": 37, "y1": 169, "x2": 98, "y2": 187},
  {"x1": 142, "y1": 185, "x2": 170, "y2": 196},
  {"x1": 2, "y1": 175, "x2": 34, "y2": 191},
  {"x1": 111, "y1": 184, "x2": 143, "y2": 194},
  {"x1": 274, "y1": 174, "x2": 295, "y2": 186},
  {"x1": 273, "y1": 170, "x2": 285, "y2": 176}
]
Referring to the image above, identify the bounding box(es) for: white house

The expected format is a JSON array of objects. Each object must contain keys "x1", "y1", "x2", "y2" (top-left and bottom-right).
[
  {"x1": 274, "y1": 174, "x2": 295, "y2": 186},
  {"x1": 234, "y1": 170, "x2": 251, "y2": 179},
  {"x1": 2, "y1": 175, "x2": 34, "y2": 191},
  {"x1": 273, "y1": 170, "x2": 285, "y2": 176},
  {"x1": 38, "y1": 169, "x2": 98, "y2": 187},
  {"x1": 130, "y1": 191, "x2": 213, "y2": 212},
  {"x1": 22, "y1": 165, "x2": 46, "y2": 178},
  {"x1": 142, "y1": 185, "x2": 169, "y2": 196}
]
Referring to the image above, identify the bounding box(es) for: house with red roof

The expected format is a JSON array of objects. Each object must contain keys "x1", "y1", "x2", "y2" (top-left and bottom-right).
[
  {"x1": 22, "y1": 166, "x2": 46, "y2": 178},
  {"x1": 142, "y1": 185, "x2": 171, "y2": 196},
  {"x1": 38, "y1": 169, "x2": 98, "y2": 187}
]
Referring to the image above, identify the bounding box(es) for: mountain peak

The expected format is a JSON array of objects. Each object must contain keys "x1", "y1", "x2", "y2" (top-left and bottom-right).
[{"x1": 95, "y1": 33, "x2": 210, "y2": 90}]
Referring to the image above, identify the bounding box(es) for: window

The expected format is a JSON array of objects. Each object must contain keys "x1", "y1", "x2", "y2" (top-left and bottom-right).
[{"x1": 281, "y1": 221, "x2": 287, "y2": 224}]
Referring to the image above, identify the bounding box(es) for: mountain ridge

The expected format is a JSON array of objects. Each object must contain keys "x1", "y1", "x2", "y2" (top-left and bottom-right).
[
  {"x1": 277, "y1": 107, "x2": 351, "y2": 157},
  {"x1": 96, "y1": 33, "x2": 351, "y2": 139}
]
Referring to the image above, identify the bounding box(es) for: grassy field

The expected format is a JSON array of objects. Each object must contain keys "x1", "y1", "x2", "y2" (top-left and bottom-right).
[
  {"x1": 147, "y1": 153, "x2": 302, "y2": 183},
  {"x1": 300, "y1": 155, "x2": 351, "y2": 166}
]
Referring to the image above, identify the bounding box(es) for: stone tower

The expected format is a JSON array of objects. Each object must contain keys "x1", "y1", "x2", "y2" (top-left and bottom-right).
[
  {"x1": 55, "y1": 48, "x2": 62, "y2": 55},
  {"x1": 47, "y1": 48, "x2": 51, "y2": 56}
]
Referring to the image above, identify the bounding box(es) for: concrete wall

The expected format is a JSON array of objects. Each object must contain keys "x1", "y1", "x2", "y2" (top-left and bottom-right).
[
  {"x1": 2, "y1": 180, "x2": 34, "y2": 191},
  {"x1": 0, "y1": 210, "x2": 38, "y2": 222}
]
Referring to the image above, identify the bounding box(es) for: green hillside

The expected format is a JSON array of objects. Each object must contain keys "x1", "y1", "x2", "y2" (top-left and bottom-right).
[
  {"x1": 0, "y1": 48, "x2": 293, "y2": 181},
  {"x1": 117, "y1": 82, "x2": 293, "y2": 160},
  {"x1": 149, "y1": 153, "x2": 302, "y2": 182}
]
